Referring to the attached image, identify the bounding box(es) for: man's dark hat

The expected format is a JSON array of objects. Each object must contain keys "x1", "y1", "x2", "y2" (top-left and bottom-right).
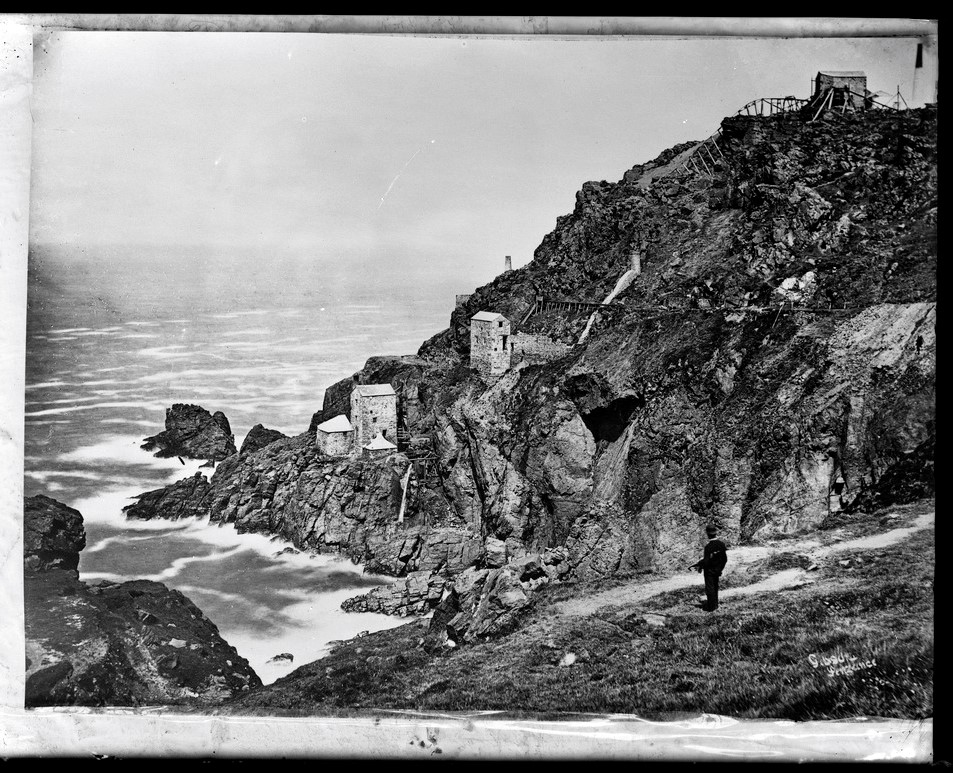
[{"x1": 705, "y1": 524, "x2": 718, "y2": 536}]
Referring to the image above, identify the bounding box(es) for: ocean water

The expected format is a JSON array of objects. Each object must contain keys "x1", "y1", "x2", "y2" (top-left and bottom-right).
[{"x1": 24, "y1": 248, "x2": 461, "y2": 684}]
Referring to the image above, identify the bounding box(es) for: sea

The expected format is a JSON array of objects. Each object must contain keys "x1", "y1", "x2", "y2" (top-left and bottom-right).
[{"x1": 24, "y1": 247, "x2": 465, "y2": 684}]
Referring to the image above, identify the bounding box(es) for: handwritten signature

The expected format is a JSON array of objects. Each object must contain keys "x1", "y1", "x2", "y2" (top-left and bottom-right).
[{"x1": 807, "y1": 650, "x2": 877, "y2": 678}]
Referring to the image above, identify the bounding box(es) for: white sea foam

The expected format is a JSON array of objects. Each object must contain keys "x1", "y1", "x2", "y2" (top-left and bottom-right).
[
  {"x1": 26, "y1": 396, "x2": 104, "y2": 406},
  {"x1": 25, "y1": 381, "x2": 69, "y2": 390},
  {"x1": 71, "y1": 485, "x2": 208, "y2": 527},
  {"x1": 135, "y1": 367, "x2": 251, "y2": 382},
  {"x1": 100, "y1": 418, "x2": 161, "y2": 427},
  {"x1": 69, "y1": 329, "x2": 125, "y2": 337},
  {"x1": 215, "y1": 584, "x2": 407, "y2": 685},
  {"x1": 26, "y1": 402, "x2": 169, "y2": 417},
  {"x1": 59, "y1": 434, "x2": 211, "y2": 474},
  {"x1": 135, "y1": 544, "x2": 248, "y2": 583},
  {"x1": 78, "y1": 571, "x2": 127, "y2": 583},
  {"x1": 26, "y1": 469, "x2": 111, "y2": 483},
  {"x1": 217, "y1": 329, "x2": 272, "y2": 337},
  {"x1": 84, "y1": 532, "x2": 186, "y2": 554},
  {"x1": 136, "y1": 345, "x2": 190, "y2": 359},
  {"x1": 208, "y1": 310, "x2": 273, "y2": 319},
  {"x1": 49, "y1": 327, "x2": 92, "y2": 334}
]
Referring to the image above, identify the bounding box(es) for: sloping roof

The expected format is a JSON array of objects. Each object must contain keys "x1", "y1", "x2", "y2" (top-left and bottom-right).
[
  {"x1": 362, "y1": 432, "x2": 397, "y2": 450},
  {"x1": 817, "y1": 70, "x2": 867, "y2": 77},
  {"x1": 353, "y1": 383, "x2": 396, "y2": 397},
  {"x1": 317, "y1": 414, "x2": 353, "y2": 433},
  {"x1": 471, "y1": 311, "x2": 508, "y2": 322}
]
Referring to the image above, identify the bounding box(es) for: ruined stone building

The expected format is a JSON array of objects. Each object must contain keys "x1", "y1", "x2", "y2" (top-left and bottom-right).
[
  {"x1": 351, "y1": 383, "x2": 398, "y2": 449},
  {"x1": 315, "y1": 414, "x2": 354, "y2": 457},
  {"x1": 469, "y1": 311, "x2": 512, "y2": 378},
  {"x1": 813, "y1": 71, "x2": 868, "y2": 110}
]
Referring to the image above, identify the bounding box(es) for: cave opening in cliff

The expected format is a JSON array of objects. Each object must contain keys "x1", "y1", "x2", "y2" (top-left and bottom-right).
[{"x1": 581, "y1": 395, "x2": 643, "y2": 444}]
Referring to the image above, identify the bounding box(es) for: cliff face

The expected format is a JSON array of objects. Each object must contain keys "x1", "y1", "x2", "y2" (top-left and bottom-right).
[
  {"x1": 24, "y1": 495, "x2": 261, "y2": 707},
  {"x1": 129, "y1": 106, "x2": 936, "y2": 638}
]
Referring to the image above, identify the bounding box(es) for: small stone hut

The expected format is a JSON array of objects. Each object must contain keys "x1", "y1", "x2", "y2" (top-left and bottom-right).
[
  {"x1": 351, "y1": 383, "x2": 398, "y2": 449},
  {"x1": 470, "y1": 311, "x2": 511, "y2": 378},
  {"x1": 315, "y1": 414, "x2": 354, "y2": 456},
  {"x1": 361, "y1": 431, "x2": 397, "y2": 460},
  {"x1": 814, "y1": 71, "x2": 868, "y2": 110}
]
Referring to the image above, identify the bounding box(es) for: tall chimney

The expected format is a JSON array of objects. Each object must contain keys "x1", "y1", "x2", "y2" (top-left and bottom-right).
[
  {"x1": 912, "y1": 42, "x2": 924, "y2": 105},
  {"x1": 504, "y1": 255, "x2": 512, "y2": 272},
  {"x1": 631, "y1": 250, "x2": 642, "y2": 276}
]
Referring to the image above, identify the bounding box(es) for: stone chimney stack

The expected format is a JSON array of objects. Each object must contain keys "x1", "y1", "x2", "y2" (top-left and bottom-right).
[
  {"x1": 504, "y1": 255, "x2": 512, "y2": 272},
  {"x1": 631, "y1": 250, "x2": 642, "y2": 276}
]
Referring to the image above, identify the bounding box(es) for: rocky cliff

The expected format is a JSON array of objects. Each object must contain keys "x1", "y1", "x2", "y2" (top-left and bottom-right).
[
  {"x1": 128, "y1": 106, "x2": 936, "y2": 644},
  {"x1": 24, "y1": 495, "x2": 261, "y2": 707}
]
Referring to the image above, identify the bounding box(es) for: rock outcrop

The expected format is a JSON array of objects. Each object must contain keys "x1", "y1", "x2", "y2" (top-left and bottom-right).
[
  {"x1": 142, "y1": 403, "x2": 237, "y2": 461},
  {"x1": 24, "y1": 495, "x2": 260, "y2": 707},
  {"x1": 240, "y1": 424, "x2": 288, "y2": 455},
  {"x1": 23, "y1": 494, "x2": 85, "y2": 573},
  {"x1": 123, "y1": 472, "x2": 212, "y2": 521},
  {"x1": 128, "y1": 106, "x2": 936, "y2": 644},
  {"x1": 427, "y1": 547, "x2": 571, "y2": 645}
]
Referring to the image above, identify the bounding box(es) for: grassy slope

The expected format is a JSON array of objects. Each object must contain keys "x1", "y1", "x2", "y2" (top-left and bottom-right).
[{"x1": 228, "y1": 498, "x2": 933, "y2": 720}]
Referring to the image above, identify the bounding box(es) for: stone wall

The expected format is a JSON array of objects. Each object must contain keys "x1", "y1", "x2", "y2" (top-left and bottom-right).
[
  {"x1": 316, "y1": 430, "x2": 353, "y2": 457},
  {"x1": 511, "y1": 332, "x2": 572, "y2": 363}
]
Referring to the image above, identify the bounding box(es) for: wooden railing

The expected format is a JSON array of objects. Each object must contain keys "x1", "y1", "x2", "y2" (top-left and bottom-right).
[{"x1": 736, "y1": 96, "x2": 808, "y2": 117}]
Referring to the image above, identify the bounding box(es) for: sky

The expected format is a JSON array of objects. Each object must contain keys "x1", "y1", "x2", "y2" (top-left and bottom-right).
[{"x1": 29, "y1": 26, "x2": 937, "y2": 290}]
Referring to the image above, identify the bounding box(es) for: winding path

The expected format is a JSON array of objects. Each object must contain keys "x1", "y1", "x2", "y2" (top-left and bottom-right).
[{"x1": 556, "y1": 509, "x2": 935, "y2": 618}]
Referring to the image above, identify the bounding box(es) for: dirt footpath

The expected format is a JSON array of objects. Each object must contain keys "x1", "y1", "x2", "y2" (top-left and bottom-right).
[{"x1": 556, "y1": 509, "x2": 935, "y2": 618}]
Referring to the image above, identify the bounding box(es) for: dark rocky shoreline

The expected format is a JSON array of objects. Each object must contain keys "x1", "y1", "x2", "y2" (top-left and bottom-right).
[{"x1": 24, "y1": 495, "x2": 261, "y2": 707}]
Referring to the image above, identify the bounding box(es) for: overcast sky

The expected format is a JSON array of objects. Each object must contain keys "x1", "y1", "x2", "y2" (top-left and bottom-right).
[{"x1": 29, "y1": 28, "x2": 936, "y2": 287}]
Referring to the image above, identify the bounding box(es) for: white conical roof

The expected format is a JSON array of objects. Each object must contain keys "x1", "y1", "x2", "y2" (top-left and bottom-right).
[
  {"x1": 317, "y1": 414, "x2": 353, "y2": 433},
  {"x1": 362, "y1": 432, "x2": 397, "y2": 450}
]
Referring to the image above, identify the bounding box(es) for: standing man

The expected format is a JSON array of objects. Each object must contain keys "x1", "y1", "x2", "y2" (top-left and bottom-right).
[{"x1": 691, "y1": 524, "x2": 728, "y2": 611}]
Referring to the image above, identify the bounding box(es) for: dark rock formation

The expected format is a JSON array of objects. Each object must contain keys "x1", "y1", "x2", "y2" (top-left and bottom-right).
[
  {"x1": 122, "y1": 472, "x2": 212, "y2": 521},
  {"x1": 342, "y1": 571, "x2": 447, "y2": 617},
  {"x1": 24, "y1": 494, "x2": 85, "y2": 573},
  {"x1": 24, "y1": 494, "x2": 260, "y2": 707},
  {"x1": 141, "y1": 403, "x2": 236, "y2": 461},
  {"x1": 240, "y1": 424, "x2": 288, "y2": 455},
  {"x1": 426, "y1": 547, "x2": 570, "y2": 646}
]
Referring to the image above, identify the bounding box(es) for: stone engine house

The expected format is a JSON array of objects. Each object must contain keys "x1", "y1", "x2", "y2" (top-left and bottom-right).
[
  {"x1": 351, "y1": 383, "x2": 398, "y2": 449},
  {"x1": 469, "y1": 311, "x2": 512, "y2": 378},
  {"x1": 315, "y1": 414, "x2": 354, "y2": 456}
]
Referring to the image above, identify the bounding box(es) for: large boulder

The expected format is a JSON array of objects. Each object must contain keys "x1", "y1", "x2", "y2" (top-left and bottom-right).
[
  {"x1": 24, "y1": 495, "x2": 86, "y2": 574},
  {"x1": 141, "y1": 404, "x2": 236, "y2": 461}
]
